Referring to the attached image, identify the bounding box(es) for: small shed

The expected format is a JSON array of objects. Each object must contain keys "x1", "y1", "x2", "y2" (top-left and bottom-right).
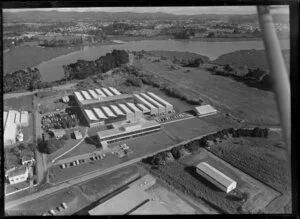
[
  {"x1": 50, "y1": 129, "x2": 66, "y2": 139},
  {"x1": 74, "y1": 130, "x2": 83, "y2": 140}
]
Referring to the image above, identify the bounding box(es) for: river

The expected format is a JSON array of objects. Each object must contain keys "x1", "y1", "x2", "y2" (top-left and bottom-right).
[{"x1": 36, "y1": 39, "x2": 290, "y2": 82}]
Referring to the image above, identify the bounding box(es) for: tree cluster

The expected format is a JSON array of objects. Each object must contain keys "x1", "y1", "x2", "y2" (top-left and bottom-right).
[
  {"x1": 63, "y1": 50, "x2": 129, "y2": 80},
  {"x1": 4, "y1": 67, "x2": 44, "y2": 93},
  {"x1": 37, "y1": 136, "x2": 67, "y2": 154}
]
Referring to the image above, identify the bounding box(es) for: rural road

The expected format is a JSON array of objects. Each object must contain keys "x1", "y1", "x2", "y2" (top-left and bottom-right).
[
  {"x1": 5, "y1": 130, "x2": 218, "y2": 210},
  {"x1": 4, "y1": 83, "x2": 77, "y2": 100}
]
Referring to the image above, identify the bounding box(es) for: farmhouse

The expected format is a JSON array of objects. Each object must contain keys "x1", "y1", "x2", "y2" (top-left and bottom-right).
[
  {"x1": 6, "y1": 166, "x2": 29, "y2": 185},
  {"x1": 196, "y1": 162, "x2": 237, "y2": 193}
]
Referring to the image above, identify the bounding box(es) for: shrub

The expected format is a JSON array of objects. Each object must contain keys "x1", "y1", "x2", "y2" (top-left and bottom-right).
[
  {"x1": 126, "y1": 75, "x2": 143, "y2": 87},
  {"x1": 62, "y1": 134, "x2": 69, "y2": 141},
  {"x1": 184, "y1": 140, "x2": 200, "y2": 153}
]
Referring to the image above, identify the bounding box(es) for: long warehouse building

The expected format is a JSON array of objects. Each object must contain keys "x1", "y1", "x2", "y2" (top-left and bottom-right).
[
  {"x1": 133, "y1": 94, "x2": 158, "y2": 115},
  {"x1": 147, "y1": 92, "x2": 174, "y2": 113},
  {"x1": 140, "y1": 93, "x2": 166, "y2": 114},
  {"x1": 97, "y1": 120, "x2": 161, "y2": 145},
  {"x1": 74, "y1": 87, "x2": 133, "y2": 106},
  {"x1": 196, "y1": 162, "x2": 237, "y2": 193}
]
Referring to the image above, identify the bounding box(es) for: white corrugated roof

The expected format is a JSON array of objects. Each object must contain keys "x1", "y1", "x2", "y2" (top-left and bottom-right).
[
  {"x1": 20, "y1": 111, "x2": 28, "y2": 124},
  {"x1": 147, "y1": 92, "x2": 172, "y2": 107},
  {"x1": 14, "y1": 111, "x2": 21, "y2": 124},
  {"x1": 136, "y1": 104, "x2": 150, "y2": 113},
  {"x1": 195, "y1": 105, "x2": 217, "y2": 115},
  {"x1": 140, "y1": 93, "x2": 164, "y2": 108},
  {"x1": 101, "y1": 106, "x2": 116, "y2": 117},
  {"x1": 95, "y1": 88, "x2": 107, "y2": 97},
  {"x1": 118, "y1": 103, "x2": 133, "y2": 114},
  {"x1": 196, "y1": 162, "x2": 236, "y2": 188},
  {"x1": 81, "y1": 91, "x2": 92, "y2": 100},
  {"x1": 126, "y1": 102, "x2": 141, "y2": 113},
  {"x1": 84, "y1": 109, "x2": 99, "y2": 121},
  {"x1": 74, "y1": 91, "x2": 84, "y2": 101},
  {"x1": 4, "y1": 122, "x2": 17, "y2": 141},
  {"x1": 88, "y1": 89, "x2": 99, "y2": 99},
  {"x1": 110, "y1": 105, "x2": 125, "y2": 116},
  {"x1": 134, "y1": 94, "x2": 156, "y2": 110},
  {"x1": 3, "y1": 112, "x2": 8, "y2": 127},
  {"x1": 6, "y1": 110, "x2": 17, "y2": 128},
  {"x1": 93, "y1": 108, "x2": 107, "y2": 119},
  {"x1": 102, "y1": 88, "x2": 114, "y2": 97},
  {"x1": 108, "y1": 87, "x2": 121, "y2": 95}
]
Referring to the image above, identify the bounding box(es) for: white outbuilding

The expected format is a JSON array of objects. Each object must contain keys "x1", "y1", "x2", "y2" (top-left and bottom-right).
[
  {"x1": 194, "y1": 104, "x2": 217, "y2": 117},
  {"x1": 196, "y1": 162, "x2": 237, "y2": 193}
]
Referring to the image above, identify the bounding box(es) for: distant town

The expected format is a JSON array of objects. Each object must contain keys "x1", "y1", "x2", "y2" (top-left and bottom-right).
[{"x1": 3, "y1": 7, "x2": 291, "y2": 216}]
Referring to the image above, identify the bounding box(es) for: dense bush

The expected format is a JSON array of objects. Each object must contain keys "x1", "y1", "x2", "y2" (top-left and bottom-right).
[
  {"x1": 63, "y1": 50, "x2": 129, "y2": 80},
  {"x1": 181, "y1": 58, "x2": 204, "y2": 67},
  {"x1": 126, "y1": 75, "x2": 143, "y2": 87},
  {"x1": 37, "y1": 137, "x2": 64, "y2": 154},
  {"x1": 4, "y1": 67, "x2": 43, "y2": 93}
]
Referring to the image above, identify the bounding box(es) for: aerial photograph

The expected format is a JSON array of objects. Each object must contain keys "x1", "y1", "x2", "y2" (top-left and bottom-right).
[{"x1": 3, "y1": 5, "x2": 292, "y2": 215}]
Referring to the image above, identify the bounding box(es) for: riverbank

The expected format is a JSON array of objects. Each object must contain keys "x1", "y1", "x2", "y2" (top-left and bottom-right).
[
  {"x1": 108, "y1": 35, "x2": 289, "y2": 43},
  {"x1": 3, "y1": 40, "x2": 119, "y2": 75}
]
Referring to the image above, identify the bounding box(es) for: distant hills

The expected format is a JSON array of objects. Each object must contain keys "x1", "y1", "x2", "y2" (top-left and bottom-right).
[{"x1": 3, "y1": 10, "x2": 289, "y2": 23}]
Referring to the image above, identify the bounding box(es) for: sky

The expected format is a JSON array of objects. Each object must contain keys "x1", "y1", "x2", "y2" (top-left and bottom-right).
[{"x1": 4, "y1": 6, "x2": 289, "y2": 15}]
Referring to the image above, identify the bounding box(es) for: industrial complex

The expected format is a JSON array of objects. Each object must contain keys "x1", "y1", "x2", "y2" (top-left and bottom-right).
[{"x1": 73, "y1": 87, "x2": 175, "y2": 128}]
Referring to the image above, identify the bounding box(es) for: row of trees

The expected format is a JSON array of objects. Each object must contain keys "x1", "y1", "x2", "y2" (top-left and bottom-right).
[
  {"x1": 143, "y1": 127, "x2": 269, "y2": 166},
  {"x1": 207, "y1": 64, "x2": 272, "y2": 90}
]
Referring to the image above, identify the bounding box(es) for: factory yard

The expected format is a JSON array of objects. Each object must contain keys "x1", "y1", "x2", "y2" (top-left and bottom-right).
[{"x1": 48, "y1": 130, "x2": 175, "y2": 184}]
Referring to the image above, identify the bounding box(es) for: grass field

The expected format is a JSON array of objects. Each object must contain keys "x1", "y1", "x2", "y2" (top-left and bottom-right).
[
  {"x1": 208, "y1": 131, "x2": 290, "y2": 193},
  {"x1": 135, "y1": 56, "x2": 280, "y2": 126},
  {"x1": 4, "y1": 94, "x2": 33, "y2": 111},
  {"x1": 6, "y1": 186, "x2": 87, "y2": 216},
  {"x1": 77, "y1": 165, "x2": 140, "y2": 202},
  {"x1": 162, "y1": 117, "x2": 219, "y2": 142}
]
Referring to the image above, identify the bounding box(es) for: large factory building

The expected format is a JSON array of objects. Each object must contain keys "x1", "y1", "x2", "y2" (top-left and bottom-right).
[{"x1": 73, "y1": 87, "x2": 174, "y2": 127}]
